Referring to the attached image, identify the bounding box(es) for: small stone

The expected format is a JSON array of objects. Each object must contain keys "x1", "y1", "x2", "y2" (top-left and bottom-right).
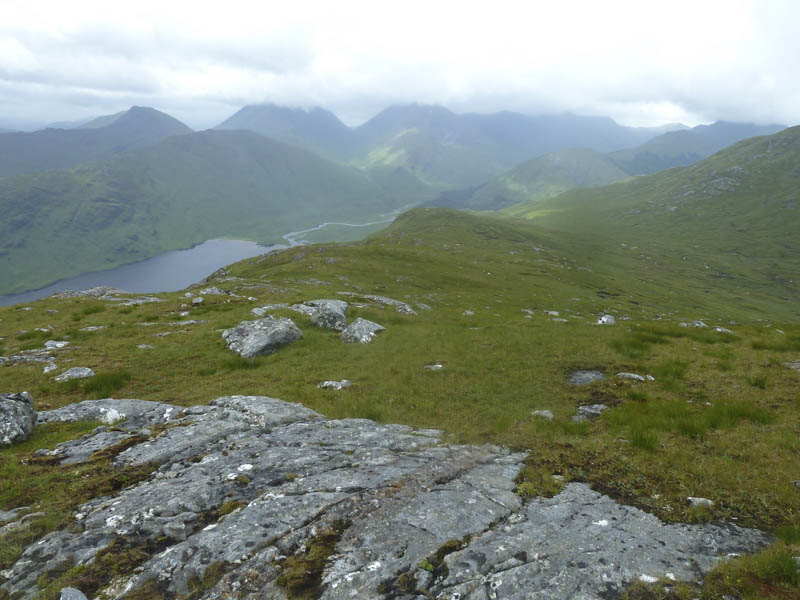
[
  {"x1": 318, "y1": 380, "x2": 352, "y2": 390},
  {"x1": 531, "y1": 410, "x2": 553, "y2": 420},
  {"x1": 463, "y1": 310, "x2": 475, "y2": 316},
  {"x1": 544, "y1": 310, "x2": 559, "y2": 316},
  {"x1": 58, "y1": 587, "x2": 88, "y2": 600},
  {"x1": 191, "y1": 297, "x2": 204, "y2": 306},
  {"x1": 137, "y1": 344, "x2": 154, "y2": 349},
  {"x1": 691, "y1": 321, "x2": 708, "y2": 328},
  {"x1": 43, "y1": 363, "x2": 57, "y2": 374},
  {"x1": 54, "y1": 367, "x2": 95, "y2": 382},
  {"x1": 713, "y1": 327, "x2": 734, "y2": 334},
  {"x1": 44, "y1": 340, "x2": 69, "y2": 349},
  {"x1": 597, "y1": 314, "x2": 616, "y2": 325},
  {"x1": 617, "y1": 372, "x2": 646, "y2": 382},
  {"x1": 340, "y1": 318, "x2": 385, "y2": 344},
  {"x1": 424, "y1": 364, "x2": 444, "y2": 370},
  {"x1": 179, "y1": 311, "x2": 190, "y2": 317},
  {"x1": 551, "y1": 318, "x2": 568, "y2": 322},
  {"x1": 687, "y1": 497, "x2": 714, "y2": 508},
  {"x1": 79, "y1": 326, "x2": 105, "y2": 332},
  {"x1": 572, "y1": 404, "x2": 609, "y2": 423}
]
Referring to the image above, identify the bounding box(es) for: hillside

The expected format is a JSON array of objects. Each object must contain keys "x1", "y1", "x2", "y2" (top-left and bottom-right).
[
  {"x1": 433, "y1": 148, "x2": 630, "y2": 210},
  {"x1": 0, "y1": 107, "x2": 193, "y2": 177},
  {"x1": 1, "y1": 206, "x2": 798, "y2": 598},
  {"x1": 609, "y1": 121, "x2": 784, "y2": 175},
  {"x1": 0, "y1": 129, "x2": 402, "y2": 295},
  {"x1": 506, "y1": 126, "x2": 800, "y2": 312}
]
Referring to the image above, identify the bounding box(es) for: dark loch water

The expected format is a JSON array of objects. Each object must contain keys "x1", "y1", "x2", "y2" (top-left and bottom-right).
[{"x1": 0, "y1": 239, "x2": 275, "y2": 306}]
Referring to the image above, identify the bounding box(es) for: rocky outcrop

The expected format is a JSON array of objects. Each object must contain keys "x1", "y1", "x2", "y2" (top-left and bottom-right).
[
  {"x1": 0, "y1": 391, "x2": 36, "y2": 446},
  {"x1": 340, "y1": 318, "x2": 385, "y2": 343},
  {"x1": 222, "y1": 317, "x2": 302, "y2": 357},
  {"x1": 0, "y1": 397, "x2": 771, "y2": 600}
]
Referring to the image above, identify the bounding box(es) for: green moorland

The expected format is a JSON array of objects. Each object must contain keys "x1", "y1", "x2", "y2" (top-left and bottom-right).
[
  {"x1": 0, "y1": 129, "x2": 408, "y2": 296},
  {"x1": 1, "y1": 207, "x2": 799, "y2": 598},
  {"x1": 454, "y1": 147, "x2": 631, "y2": 210}
]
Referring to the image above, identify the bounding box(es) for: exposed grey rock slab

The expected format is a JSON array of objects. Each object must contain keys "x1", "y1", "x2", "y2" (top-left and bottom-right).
[
  {"x1": 0, "y1": 391, "x2": 36, "y2": 446},
  {"x1": 222, "y1": 317, "x2": 302, "y2": 357},
  {"x1": 340, "y1": 318, "x2": 385, "y2": 343},
  {"x1": 44, "y1": 340, "x2": 69, "y2": 349},
  {"x1": 0, "y1": 397, "x2": 771, "y2": 600},
  {"x1": 568, "y1": 370, "x2": 605, "y2": 386},
  {"x1": 36, "y1": 398, "x2": 177, "y2": 427},
  {"x1": 53, "y1": 367, "x2": 95, "y2": 382},
  {"x1": 426, "y1": 483, "x2": 770, "y2": 600},
  {"x1": 531, "y1": 410, "x2": 554, "y2": 420}
]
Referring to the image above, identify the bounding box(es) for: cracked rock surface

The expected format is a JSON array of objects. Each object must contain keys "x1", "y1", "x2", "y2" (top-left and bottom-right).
[{"x1": 0, "y1": 397, "x2": 770, "y2": 600}]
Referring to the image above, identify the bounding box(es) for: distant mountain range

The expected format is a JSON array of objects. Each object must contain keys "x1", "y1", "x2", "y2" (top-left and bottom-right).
[
  {"x1": 216, "y1": 103, "x2": 687, "y2": 188},
  {"x1": 0, "y1": 107, "x2": 192, "y2": 177},
  {"x1": 433, "y1": 121, "x2": 785, "y2": 210},
  {"x1": 0, "y1": 101, "x2": 789, "y2": 295},
  {"x1": 608, "y1": 121, "x2": 784, "y2": 175}
]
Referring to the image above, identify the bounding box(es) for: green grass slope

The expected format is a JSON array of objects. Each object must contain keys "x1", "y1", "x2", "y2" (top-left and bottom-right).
[
  {"x1": 2, "y1": 206, "x2": 798, "y2": 597},
  {"x1": 505, "y1": 126, "x2": 800, "y2": 317},
  {"x1": 0, "y1": 107, "x2": 193, "y2": 177},
  {"x1": 0, "y1": 130, "x2": 405, "y2": 295},
  {"x1": 435, "y1": 148, "x2": 630, "y2": 210},
  {"x1": 609, "y1": 121, "x2": 785, "y2": 175}
]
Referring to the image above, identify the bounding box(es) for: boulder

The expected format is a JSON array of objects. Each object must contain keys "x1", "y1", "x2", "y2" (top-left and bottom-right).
[
  {"x1": 222, "y1": 317, "x2": 302, "y2": 357},
  {"x1": 340, "y1": 318, "x2": 385, "y2": 343},
  {"x1": 0, "y1": 392, "x2": 37, "y2": 446},
  {"x1": 53, "y1": 367, "x2": 95, "y2": 382},
  {"x1": 308, "y1": 299, "x2": 348, "y2": 331},
  {"x1": 59, "y1": 588, "x2": 88, "y2": 600}
]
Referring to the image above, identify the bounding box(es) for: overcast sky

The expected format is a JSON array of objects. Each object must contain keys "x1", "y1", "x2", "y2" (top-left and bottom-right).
[{"x1": 1, "y1": 0, "x2": 798, "y2": 130}]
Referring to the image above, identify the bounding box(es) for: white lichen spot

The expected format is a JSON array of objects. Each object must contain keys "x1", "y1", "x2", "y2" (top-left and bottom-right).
[
  {"x1": 203, "y1": 523, "x2": 218, "y2": 531},
  {"x1": 592, "y1": 519, "x2": 609, "y2": 527},
  {"x1": 101, "y1": 408, "x2": 123, "y2": 424},
  {"x1": 106, "y1": 515, "x2": 124, "y2": 528},
  {"x1": 237, "y1": 463, "x2": 254, "y2": 472},
  {"x1": 366, "y1": 561, "x2": 381, "y2": 572},
  {"x1": 665, "y1": 572, "x2": 676, "y2": 581},
  {"x1": 639, "y1": 574, "x2": 658, "y2": 583}
]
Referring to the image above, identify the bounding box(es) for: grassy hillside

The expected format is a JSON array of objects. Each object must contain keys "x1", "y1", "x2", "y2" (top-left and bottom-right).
[
  {"x1": 0, "y1": 130, "x2": 404, "y2": 295},
  {"x1": 0, "y1": 107, "x2": 192, "y2": 177},
  {"x1": 436, "y1": 148, "x2": 630, "y2": 210},
  {"x1": 1, "y1": 206, "x2": 798, "y2": 597},
  {"x1": 506, "y1": 126, "x2": 800, "y2": 318},
  {"x1": 609, "y1": 121, "x2": 785, "y2": 175}
]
